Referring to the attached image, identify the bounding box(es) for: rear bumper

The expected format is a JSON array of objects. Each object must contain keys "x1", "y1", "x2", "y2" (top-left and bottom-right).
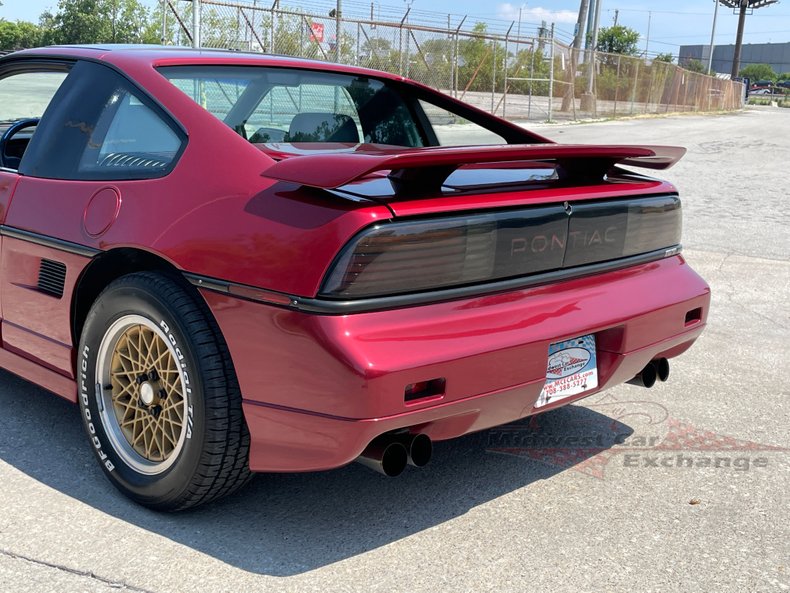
[{"x1": 202, "y1": 255, "x2": 710, "y2": 472}]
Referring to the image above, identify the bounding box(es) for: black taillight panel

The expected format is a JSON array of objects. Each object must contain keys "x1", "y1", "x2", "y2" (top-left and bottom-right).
[{"x1": 321, "y1": 195, "x2": 682, "y2": 299}]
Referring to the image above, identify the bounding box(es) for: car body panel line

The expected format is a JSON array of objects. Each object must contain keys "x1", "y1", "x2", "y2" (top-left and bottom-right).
[
  {"x1": 0, "y1": 225, "x2": 100, "y2": 258},
  {"x1": 185, "y1": 247, "x2": 682, "y2": 314}
]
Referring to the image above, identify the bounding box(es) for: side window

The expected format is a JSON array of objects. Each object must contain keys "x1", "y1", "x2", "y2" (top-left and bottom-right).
[
  {"x1": 0, "y1": 70, "x2": 69, "y2": 170},
  {"x1": 20, "y1": 60, "x2": 185, "y2": 180},
  {"x1": 78, "y1": 90, "x2": 181, "y2": 173},
  {"x1": 418, "y1": 99, "x2": 506, "y2": 146}
]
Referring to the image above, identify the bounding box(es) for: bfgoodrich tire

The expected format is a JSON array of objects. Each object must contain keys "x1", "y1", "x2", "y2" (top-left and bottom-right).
[{"x1": 77, "y1": 272, "x2": 251, "y2": 511}]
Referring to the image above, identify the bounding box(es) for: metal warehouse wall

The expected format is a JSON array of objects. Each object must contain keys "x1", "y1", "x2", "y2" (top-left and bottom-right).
[{"x1": 680, "y1": 42, "x2": 790, "y2": 75}]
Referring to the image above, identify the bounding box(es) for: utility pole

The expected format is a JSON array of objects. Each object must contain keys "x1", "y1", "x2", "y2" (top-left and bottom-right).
[
  {"x1": 571, "y1": 0, "x2": 590, "y2": 56},
  {"x1": 560, "y1": 0, "x2": 590, "y2": 111},
  {"x1": 644, "y1": 11, "x2": 652, "y2": 57},
  {"x1": 731, "y1": 1, "x2": 747, "y2": 78},
  {"x1": 586, "y1": 0, "x2": 602, "y2": 94},
  {"x1": 613, "y1": 9, "x2": 619, "y2": 26},
  {"x1": 718, "y1": 1, "x2": 778, "y2": 78},
  {"x1": 585, "y1": 0, "x2": 597, "y2": 49},
  {"x1": 708, "y1": 0, "x2": 720, "y2": 74},
  {"x1": 570, "y1": 0, "x2": 591, "y2": 111}
]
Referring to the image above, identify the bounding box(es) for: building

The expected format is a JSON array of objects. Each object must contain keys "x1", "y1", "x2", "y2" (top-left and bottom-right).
[{"x1": 679, "y1": 42, "x2": 790, "y2": 75}]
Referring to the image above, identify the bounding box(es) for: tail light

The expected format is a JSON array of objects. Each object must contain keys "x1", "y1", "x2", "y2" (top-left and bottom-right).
[{"x1": 320, "y1": 196, "x2": 682, "y2": 299}]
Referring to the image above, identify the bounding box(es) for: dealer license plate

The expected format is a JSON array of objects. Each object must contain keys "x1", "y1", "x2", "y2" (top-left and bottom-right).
[{"x1": 535, "y1": 334, "x2": 598, "y2": 408}]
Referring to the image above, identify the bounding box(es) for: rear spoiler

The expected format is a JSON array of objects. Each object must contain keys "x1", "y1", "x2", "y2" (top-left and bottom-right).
[{"x1": 261, "y1": 144, "x2": 686, "y2": 194}]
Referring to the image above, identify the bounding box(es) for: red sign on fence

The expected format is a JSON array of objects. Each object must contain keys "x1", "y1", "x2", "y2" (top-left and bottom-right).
[{"x1": 310, "y1": 22, "x2": 324, "y2": 43}]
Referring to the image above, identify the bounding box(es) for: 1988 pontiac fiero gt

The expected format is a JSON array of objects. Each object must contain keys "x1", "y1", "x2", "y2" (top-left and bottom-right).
[{"x1": 0, "y1": 45, "x2": 709, "y2": 510}]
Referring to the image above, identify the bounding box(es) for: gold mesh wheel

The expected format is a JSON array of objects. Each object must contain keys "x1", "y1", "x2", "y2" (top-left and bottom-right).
[{"x1": 96, "y1": 315, "x2": 188, "y2": 474}]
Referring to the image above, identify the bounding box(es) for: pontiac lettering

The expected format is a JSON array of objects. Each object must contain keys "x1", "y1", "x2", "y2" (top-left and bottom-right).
[{"x1": 510, "y1": 226, "x2": 619, "y2": 257}]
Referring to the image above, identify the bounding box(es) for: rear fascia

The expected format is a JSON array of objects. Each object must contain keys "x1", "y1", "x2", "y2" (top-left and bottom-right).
[{"x1": 202, "y1": 254, "x2": 710, "y2": 472}]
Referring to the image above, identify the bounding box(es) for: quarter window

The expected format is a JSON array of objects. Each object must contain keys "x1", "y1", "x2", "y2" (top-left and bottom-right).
[
  {"x1": 79, "y1": 90, "x2": 182, "y2": 173},
  {"x1": 20, "y1": 60, "x2": 185, "y2": 180}
]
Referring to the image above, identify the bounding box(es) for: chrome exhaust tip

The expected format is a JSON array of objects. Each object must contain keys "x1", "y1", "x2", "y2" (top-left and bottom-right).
[
  {"x1": 655, "y1": 358, "x2": 670, "y2": 382},
  {"x1": 356, "y1": 437, "x2": 408, "y2": 477},
  {"x1": 401, "y1": 433, "x2": 433, "y2": 468},
  {"x1": 627, "y1": 362, "x2": 658, "y2": 388}
]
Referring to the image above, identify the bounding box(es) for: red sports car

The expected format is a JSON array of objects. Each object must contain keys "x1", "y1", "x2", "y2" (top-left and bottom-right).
[{"x1": 0, "y1": 45, "x2": 709, "y2": 510}]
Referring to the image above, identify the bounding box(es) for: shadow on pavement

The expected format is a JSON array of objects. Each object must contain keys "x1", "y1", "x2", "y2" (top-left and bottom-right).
[{"x1": 0, "y1": 369, "x2": 632, "y2": 576}]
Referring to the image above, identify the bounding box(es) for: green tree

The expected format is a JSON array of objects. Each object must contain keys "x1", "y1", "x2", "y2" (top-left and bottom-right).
[
  {"x1": 0, "y1": 20, "x2": 44, "y2": 50},
  {"x1": 739, "y1": 63, "x2": 777, "y2": 82},
  {"x1": 596, "y1": 25, "x2": 640, "y2": 56},
  {"x1": 681, "y1": 58, "x2": 707, "y2": 74},
  {"x1": 457, "y1": 23, "x2": 505, "y2": 93},
  {"x1": 45, "y1": 0, "x2": 154, "y2": 45},
  {"x1": 654, "y1": 52, "x2": 674, "y2": 63}
]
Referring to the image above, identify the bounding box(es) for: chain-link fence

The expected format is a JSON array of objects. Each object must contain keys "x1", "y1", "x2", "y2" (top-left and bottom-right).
[{"x1": 160, "y1": 0, "x2": 744, "y2": 122}]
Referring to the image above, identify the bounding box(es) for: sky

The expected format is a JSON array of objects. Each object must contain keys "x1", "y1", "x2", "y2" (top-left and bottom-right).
[{"x1": 2, "y1": 0, "x2": 790, "y2": 59}]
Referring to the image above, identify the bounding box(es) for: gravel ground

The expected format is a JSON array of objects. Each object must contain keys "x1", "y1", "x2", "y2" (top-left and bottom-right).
[{"x1": 0, "y1": 107, "x2": 788, "y2": 593}]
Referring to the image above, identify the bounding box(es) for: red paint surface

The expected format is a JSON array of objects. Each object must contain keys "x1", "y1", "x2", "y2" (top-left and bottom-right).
[
  {"x1": 0, "y1": 171, "x2": 19, "y2": 222},
  {"x1": 203, "y1": 256, "x2": 709, "y2": 471},
  {"x1": 83, "y1": 187, "x2": 121, "y2": 237}
]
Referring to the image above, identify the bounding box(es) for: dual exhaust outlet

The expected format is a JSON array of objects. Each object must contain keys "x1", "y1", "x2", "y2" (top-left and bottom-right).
[
  {"x1": 628, "y1": 358, "x2": 670, "y2": 388},
  {"x1": 356, "y1": 432, "x2": 432, "y2": 477},
  {"x1": 358, "y1": 359, "x2": 670, "y2": 475}
]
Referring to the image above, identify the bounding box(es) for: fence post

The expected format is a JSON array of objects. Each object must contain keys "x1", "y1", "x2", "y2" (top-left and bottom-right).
[
  {"x1": 335, "y1": 0, "x2": 342, "y2": 62},
  {"x1": 613, "y1": 55, "x2": 620, "y2": 116},
  {"x1": 356, "y1": 22, "x2": 361, "y2": 66},
  {"x1": 399, "y1": 9, "x2": 408, "y2": 76},
  {"x1": 491, "y1": 38, "x2": 497, "y2": 113},
  {"x1": 527, "y1": 38, "x2": 535, "y2": 119},
  {"x1": 404, "y1": 8, "x2": 411, "y2": 77},
  {"x1": 160, "y1": 0, "x2": 167, "y2": 44},
  {"x1": 270, "y1": 0, "x2": 277, "y2": 53},
  {"x1": 502, "y1": 22, "x2": 513, "y2": 117},
  {"x1": 192, "y1": 0, "x2": 201, "y2": 48},
  {"x1": 453, "y1": 16, "x2": 466, "y2": 98},
  {"x1": 630, "y1": 60, "x2": 639, "y2": 115},
  {"x1": 548, "y1": 24, "x2": 555, "y2": 122},
  {"x1": 299, "y1": 9, "x2": 304, "y2": 56}
]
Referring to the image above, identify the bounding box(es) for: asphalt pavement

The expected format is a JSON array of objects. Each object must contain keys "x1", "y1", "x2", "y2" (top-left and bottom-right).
[{"x1": 0, "y1": 107, "x2": 788, "y2": 593}]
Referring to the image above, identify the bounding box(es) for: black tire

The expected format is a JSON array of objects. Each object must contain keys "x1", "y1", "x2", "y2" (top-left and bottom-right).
[{"x1": 77, "y1": 271, "x2": 251, "y2": 511}]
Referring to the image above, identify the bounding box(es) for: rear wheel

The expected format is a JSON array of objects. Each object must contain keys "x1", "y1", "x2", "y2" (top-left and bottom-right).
[{"x1": 78, "y1": 272, "x2": 251, "y2": 511}]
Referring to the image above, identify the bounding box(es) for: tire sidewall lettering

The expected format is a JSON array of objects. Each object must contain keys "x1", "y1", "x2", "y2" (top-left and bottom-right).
[
  {"x1": 75, "y1": 274, "x2": 239, "y2": 509},
  {"x1": 159, "y1": 318, "x2": 193, "y2": 440},
  {"x1": 80, "y1": 343, "x2": 115, "y2": 472},
  {"x1": 81, "y1": 308, "x2": 197, "y2": 481}
]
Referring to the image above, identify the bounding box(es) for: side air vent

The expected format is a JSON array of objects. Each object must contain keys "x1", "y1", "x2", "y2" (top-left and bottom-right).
[{"x1": 38, "y1": 259, "x2": 67, "y2": 298}]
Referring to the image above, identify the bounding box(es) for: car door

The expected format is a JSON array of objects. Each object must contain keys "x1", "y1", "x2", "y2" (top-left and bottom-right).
[
  {"x1": 0, "y1": 59, "x2": 185, "y2": 377},
  {"x1": 0, "y1": 63, "x2": 72, "y2": 369},
  {"x1": 0, "y1": 66, "x2": 70, "y2": 219}
]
